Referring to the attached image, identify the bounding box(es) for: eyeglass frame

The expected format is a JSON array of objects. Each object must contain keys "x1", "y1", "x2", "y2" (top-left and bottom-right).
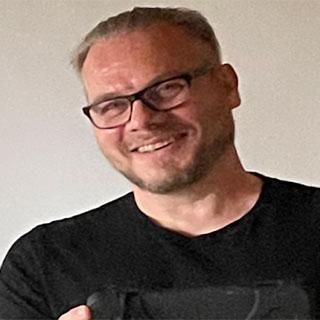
[{"x1": 82, "y1": 63, "x2": 216, "y2": 129}]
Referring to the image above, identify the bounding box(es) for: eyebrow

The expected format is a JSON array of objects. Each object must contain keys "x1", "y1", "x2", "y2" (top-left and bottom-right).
[{"x1": 89, "y1": 68, "x2": 188, "y2": 106}]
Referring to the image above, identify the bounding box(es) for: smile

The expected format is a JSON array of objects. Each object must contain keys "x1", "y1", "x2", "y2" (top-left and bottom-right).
[{"x1": 136, "y1": 138, "x2": 175, "y2": 153}]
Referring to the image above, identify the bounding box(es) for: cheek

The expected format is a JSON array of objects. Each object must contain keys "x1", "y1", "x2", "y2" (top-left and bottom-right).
[
  {"x1": 183, "y1": 96, "x2": 231, "y2": 140},
  {"x1": 94, "y1": 129, "x2": 124, "y2": 156},
  {"x1": 178, "y1": 97, "x2": 212, "y2": 127}
]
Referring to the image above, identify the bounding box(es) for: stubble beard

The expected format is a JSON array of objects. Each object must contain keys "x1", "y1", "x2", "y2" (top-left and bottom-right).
[{"x1": 114, "y1": 125, "x2": 234, "y2": 194}]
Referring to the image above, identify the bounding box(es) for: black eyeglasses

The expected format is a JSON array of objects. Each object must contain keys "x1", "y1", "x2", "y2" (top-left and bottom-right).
[{"x1": 82, "y1": 64, "x2": 215, "y2": 129}]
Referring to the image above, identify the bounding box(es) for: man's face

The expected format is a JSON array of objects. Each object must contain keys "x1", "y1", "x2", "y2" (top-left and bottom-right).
[{"x1": 81, "y1": 23, "x2": 240, "y2": 194}]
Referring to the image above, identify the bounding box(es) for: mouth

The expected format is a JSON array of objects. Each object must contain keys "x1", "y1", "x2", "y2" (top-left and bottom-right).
[
  {"x1": 130, "y1": 133, "x2": 187, "y2": 154},
  {"x1": 132, "y1": 138, "x2": 175, "y2": 153}
]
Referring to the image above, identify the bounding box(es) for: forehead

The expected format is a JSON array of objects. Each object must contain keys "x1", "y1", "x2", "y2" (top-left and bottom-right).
[{"x1": 81, "y1": 23, "x2": 211, "y2": 99}]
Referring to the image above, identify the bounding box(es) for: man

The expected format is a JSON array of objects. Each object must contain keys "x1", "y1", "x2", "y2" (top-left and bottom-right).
[{"x1": 1, "y1": 6, "x2": 319, "y2": 319}]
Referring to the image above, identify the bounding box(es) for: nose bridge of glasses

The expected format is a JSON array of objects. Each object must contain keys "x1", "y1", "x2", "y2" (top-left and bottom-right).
[
  {"x1": 125, "y1": 97, "x2": 160, "y2": 130},
  {"x1": 128, "y1": 91, "x2": 159, "y2": 112}
]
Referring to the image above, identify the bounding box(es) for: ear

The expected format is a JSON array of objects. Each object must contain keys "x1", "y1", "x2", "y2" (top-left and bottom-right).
[{"x1": 217, "y1": 63, "x2": 241, "y2": 110}]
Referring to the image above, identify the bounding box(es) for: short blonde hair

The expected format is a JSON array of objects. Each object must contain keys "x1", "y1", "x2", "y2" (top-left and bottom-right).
[{"x1": 72, "y1": 6, "x2": 221, "y2": 74}]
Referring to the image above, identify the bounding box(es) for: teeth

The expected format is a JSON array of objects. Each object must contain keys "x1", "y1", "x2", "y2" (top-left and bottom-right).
[{"x1": 137, "y1": 139, "x2": 173, "y2": 153}]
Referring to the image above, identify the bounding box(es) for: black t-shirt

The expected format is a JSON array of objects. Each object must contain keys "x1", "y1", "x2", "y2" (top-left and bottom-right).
[{"x1": 0, "y1": 174, "x2": 320, "y2": 319}]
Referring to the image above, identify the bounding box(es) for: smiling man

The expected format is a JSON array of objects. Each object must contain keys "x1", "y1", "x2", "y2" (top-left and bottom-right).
[
  {"x1": 82, "y1": 22, "x2": 239, "y2": 196},
  {"x1": 1, "y1": 7, "x2": 320, "y2": 320}
]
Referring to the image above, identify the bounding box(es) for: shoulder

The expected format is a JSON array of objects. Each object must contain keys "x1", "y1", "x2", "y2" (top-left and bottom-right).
[
  {"x1": 261, "y1": 174, "x2": 320, "y2": 204},
  {"x1": 257, "y1": 173, "x2": 320, "y2": 225},
  {"x1": 39, "y1": 191, "x2": 134, "y2": 230},
  {"x1": 44, "y1": 191, "x2": 136, "y2": 231},
  {"x1": 5, "y1": 192, "x2": 137, "y2": 258}
]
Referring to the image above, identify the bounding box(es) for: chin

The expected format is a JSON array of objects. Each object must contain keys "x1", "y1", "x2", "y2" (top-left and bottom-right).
[
  {"x1": 107, "y1": 126, "x2": 234, "y2": 194},
  {"x1": 118, "y1": 161, "x2": 209, "y2": 194}
]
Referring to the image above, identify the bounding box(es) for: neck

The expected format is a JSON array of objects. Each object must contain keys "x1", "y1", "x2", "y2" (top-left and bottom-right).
[{"x1": 133, "y1": 146, "x2": 263, "y2": 237}]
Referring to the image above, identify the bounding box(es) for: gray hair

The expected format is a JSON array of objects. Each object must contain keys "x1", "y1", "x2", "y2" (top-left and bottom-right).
[{"x1": 72, "y1": 7, "x2": 221, "y2": 74}]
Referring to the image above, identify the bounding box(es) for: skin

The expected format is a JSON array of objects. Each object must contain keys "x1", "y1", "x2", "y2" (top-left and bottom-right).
[
  {"x1": 58, "y1": 305, "x2": 91, "y2": 320},
  {"x1": 59, "y1": 22, "x2": 262, "y2": 319},
  {"x1": 82, "y1": 24, "x2": 231, "y2": 195}
]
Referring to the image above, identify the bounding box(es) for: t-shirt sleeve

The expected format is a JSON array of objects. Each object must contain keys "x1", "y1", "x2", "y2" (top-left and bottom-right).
[{"x1": 0, "y1": 230, "x2": 52, "y2": 319}]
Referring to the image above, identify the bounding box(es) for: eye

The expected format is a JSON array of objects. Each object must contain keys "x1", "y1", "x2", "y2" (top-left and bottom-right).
[
  {"x1": 145, "y1": 78, "x2": 188, "y2": 102},
  {"x1": 155, "y1": 79, "x2": 187, "y2": 99},
  {"x1": 92, "y1": 98, "x2": 129, "y2": 115}
]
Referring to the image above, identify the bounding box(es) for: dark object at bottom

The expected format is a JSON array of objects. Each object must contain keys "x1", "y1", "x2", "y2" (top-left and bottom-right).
[{"x1": 87, "y1": 281, "x2": 313, "y2": 319}]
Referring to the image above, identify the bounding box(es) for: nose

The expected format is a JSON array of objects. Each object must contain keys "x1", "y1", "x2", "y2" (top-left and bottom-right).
[{"x1": 125, "y1": 99, "x2": 159, "y2": 131}]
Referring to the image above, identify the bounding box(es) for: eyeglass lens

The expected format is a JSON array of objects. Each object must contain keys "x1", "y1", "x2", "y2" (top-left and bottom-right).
[{"x1": 88, "y1": 77, "x2": 190, "y2": 128}]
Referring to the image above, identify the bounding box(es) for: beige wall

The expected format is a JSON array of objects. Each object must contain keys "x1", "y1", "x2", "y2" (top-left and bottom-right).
[{"x1": 1, "y1": 0, "x2": 319, "y2": 262}]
